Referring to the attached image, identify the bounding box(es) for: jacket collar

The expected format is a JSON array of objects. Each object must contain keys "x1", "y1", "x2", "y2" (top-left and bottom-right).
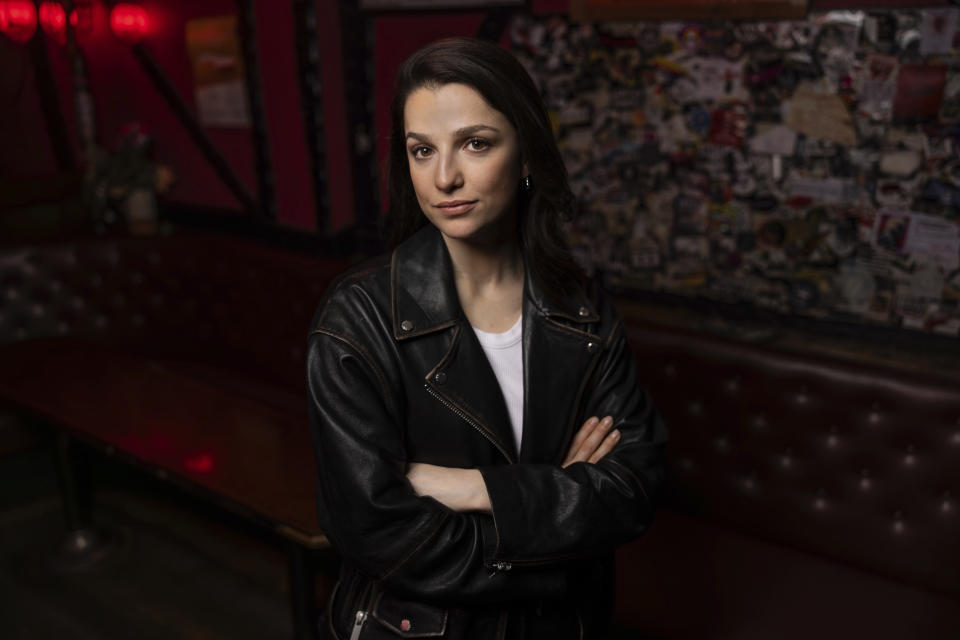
[{"x1": 391, "y1": 225, "x2": 598, "y2": 340}]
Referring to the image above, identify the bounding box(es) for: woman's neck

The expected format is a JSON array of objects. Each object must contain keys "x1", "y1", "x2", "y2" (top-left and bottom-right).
[{"x1": 443, "y1": 233, "x2": 524, "y2": 333}]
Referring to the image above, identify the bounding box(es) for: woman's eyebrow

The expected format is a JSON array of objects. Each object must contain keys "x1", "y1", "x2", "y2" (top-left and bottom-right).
[
  {"x1": 405, "y1": 124, "x2": 500, "y2": 142},
  {"x1": 454, "y1": 124, "x2": 500, "y2": 137}
]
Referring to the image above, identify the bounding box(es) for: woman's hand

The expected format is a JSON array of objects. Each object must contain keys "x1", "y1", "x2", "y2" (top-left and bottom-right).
[
  {"x1": 407, "y1": 463, "x2": 492, "y2": 513},
  {"x1": 562, "y1": 416, "x2": 619, "y2": 468},
  {"x1": 407, "y1": 416, "x2": 619, "y2": 511}
]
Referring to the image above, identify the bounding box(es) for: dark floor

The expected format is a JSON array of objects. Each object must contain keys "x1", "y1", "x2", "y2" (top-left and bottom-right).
[
  {"x1": 0, "y1": 445, "x2": 297, "y2": 640},
  {"x1": 1, "y1": 443, "x2": 649, "y2": 640}
]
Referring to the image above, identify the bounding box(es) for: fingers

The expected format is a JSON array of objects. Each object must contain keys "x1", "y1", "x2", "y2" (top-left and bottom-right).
[
  {"x1": 562, "y1": 416, "x2": 600, "y2": 467},
  {"x1": 587, "y1": 428, "x2": 620, "y2": 464},
  {"x1": 563, "y1": 415, "x2": 618, "y2": 467},
  {"x1": 567, "y1": 416, "x2": 600, "y2": 457}
]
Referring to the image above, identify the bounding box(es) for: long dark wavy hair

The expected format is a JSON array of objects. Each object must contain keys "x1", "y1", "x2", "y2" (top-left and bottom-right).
[{"x1": 386, "y1": 37, "x2": 583, "y2": 306}]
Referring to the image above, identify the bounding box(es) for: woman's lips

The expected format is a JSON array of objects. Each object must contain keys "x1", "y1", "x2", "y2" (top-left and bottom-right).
[{"x1": 435, "y1": 200, "x2": 477, "y2": 216}]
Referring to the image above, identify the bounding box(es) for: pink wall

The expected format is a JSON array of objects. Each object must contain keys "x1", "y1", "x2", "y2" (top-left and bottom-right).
[
  {"x1": 0, "y1": 36, "x2": 60, "y2": 180},
  {"x1": 2, "y1": 1, "x2": 564, "y2": 230},
  {"x1": 1, "y1": 0, "x2": 352, "y2": 230}
]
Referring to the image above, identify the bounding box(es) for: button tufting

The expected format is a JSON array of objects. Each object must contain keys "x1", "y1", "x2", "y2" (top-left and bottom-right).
[
  {"x1": 892, "y1": 511, "x2": 905, "y2": 534},
  {"x1": 724, "y1": 377, "x2": 740, "y2": 393},
  {"x1": 586, "y1": 341, "x2": 598, "y2": 353},
  {"x1": 903, "y1": 445, "x2": 916, "y2": 467},
  {"x1": 578, "y1": 306, "x2": 589, "y2": 317},
  {"x1": 433, "y1": 371, "x2": 447, "y2": 385},
  {"x1": 779, "y1": 447, "x2": 793, "y2": 468},
  {"x1": 826, "y1": 426, "x2": 840, "y2": 449},
  {"x1": 751, "y1": 415, "x2": 767, "y2": 430},
  {"x1": 941, "y1": 491, "x2": 954, "y2": 514},
  {"x1": 859, "y1": 469, "x2": 872, "y2": 491},
  {"x1": 813, "y1": 489, "x2": 827, "y2": 511},
  {"x1": 688, "y1": 401, "x2": 704, "y2": 417},
  {"x1": 400, "y1": 320, "x2": 414, "y2": 332}
]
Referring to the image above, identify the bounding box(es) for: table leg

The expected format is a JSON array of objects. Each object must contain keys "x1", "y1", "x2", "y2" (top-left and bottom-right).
[
  {"x1": 52, "y1": 431, "x2": 113, "y2": 569},
  {"x1": 286, "y1": 540, "x2": 320, "y2": 640}
]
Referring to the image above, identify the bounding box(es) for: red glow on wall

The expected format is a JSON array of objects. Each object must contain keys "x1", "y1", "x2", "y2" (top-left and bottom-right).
[
  {"x1": 184, "y1": 452, "x2": 215, "y2": 474},
  {"x1": 38, "y1": 2, "x2": 65, "y2": 43},
  {"x1": 0, "y1": 1, "x2": 38, "y2": 44},
  {"x1": 110, "y1": 3, "x2": 148, "y2": 44},
  {"x1": 38, "y1": 1, "x2": 92, "y2": 44}
]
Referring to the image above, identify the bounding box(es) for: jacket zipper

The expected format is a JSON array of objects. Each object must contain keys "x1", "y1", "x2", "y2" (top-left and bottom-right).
[
  {"x1": 347, "y1": 581, "x2": 376, "y2": 640},
  {"x1": 424, "y1": 384, "x2": 514, "y2": 463},
  {"x1": 348, "y1": 610, "x2": 367, "y2": 640}
]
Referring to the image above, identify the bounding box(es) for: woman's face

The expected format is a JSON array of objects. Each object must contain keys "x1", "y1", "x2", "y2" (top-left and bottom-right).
[{"x1": 404, "y1": 83, "x2": 526, "y2": 245}]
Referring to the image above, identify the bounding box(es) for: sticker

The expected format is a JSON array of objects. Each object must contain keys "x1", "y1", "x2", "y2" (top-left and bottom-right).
[
  {"x1": 939, "y1": 69, "x2": 960, "y2": 122},
  {"x1": 919, "y1": 9, "x2": 959, "y2": 58},
  {"x1": 784, "y1": 90, "x2": 857, "y2": 146},
  {"x1": 874, "y1": 210, "x2": 960, "y2": 270},
  {"x1": 686, "y1": 57, "x2": 748, "y2": 102},
  {"x1": 857, "y1": 54, "x2": 898, "y2": 121},
  {"x1": 707, "y1": 104, "x2": 749, "y2": 147},
  {"x1": 749, "y1": 124, "x2": 798, "y2": 155},
  {"x1": 785, "y1": 177, "x2": 859, "y2": 204},
  {"x1": 892, "y1": 64, "x2": 947, "y2": 122}
]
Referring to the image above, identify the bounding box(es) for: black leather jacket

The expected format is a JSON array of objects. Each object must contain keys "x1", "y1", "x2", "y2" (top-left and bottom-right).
[{"x1": 306, "y1": 225, "x2": 667, "y2": 639}]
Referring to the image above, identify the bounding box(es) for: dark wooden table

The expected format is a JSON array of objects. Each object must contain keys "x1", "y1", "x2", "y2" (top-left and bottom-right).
[{"x1": 0, "y1": 338, "x2": 330, "y2": 638}]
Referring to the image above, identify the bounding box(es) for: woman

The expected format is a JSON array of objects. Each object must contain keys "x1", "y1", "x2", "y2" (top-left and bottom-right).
[{"x1": 307, "y1": 37, "x2": 667, "y2": 639}]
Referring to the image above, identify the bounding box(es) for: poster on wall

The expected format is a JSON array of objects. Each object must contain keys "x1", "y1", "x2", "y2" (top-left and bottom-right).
[
  {"x1": 571, "y1": 0, "x2": 808, "y2": 21},
  {"x1": 185, "y1": 16, "x2": 250, "y2": 128}
]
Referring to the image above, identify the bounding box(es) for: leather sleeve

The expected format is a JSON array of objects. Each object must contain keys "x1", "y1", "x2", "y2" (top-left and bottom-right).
[
  {"x1": 478, "y1": 307, "x2": 668, "y2": 566},
  {"x1": 306, "y1": 329, "x2": 568, "y2": 603}
]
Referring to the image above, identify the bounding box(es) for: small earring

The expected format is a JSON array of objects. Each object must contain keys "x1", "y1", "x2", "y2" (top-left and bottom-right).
[{"x1": 521, "y1": 175, "x2": 533, "y2": 193}]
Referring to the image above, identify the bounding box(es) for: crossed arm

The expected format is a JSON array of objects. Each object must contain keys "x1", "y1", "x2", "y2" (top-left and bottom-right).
[{"x1": 406, "y1": 415, "x2": 621, "y2": 513}]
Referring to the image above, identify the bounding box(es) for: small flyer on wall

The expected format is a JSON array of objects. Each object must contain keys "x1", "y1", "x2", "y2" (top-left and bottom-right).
[
  {"x1": 185, "y1": 16, "x2": 250, "y2": 128},
  {"x1": 873, "y1": 210, "x2": 960, "y2": 272}
]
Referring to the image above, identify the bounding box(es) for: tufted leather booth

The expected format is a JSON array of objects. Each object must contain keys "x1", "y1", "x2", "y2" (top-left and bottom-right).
[
  {"x1": 614, "y1": 312, "x2": 960, "y2": 638},
  {"x1": 0, "y1": 234, "x2": 342, "y2": 390}
]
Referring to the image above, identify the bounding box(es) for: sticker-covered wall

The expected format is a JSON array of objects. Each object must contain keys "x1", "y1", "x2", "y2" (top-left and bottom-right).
[{"x1": 509, "y1": 10, "x2": 960, "y2": 336}]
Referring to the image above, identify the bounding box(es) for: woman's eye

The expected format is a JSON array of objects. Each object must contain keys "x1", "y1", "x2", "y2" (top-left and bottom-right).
[
  {"x1": 467, "y1": 138, "x2": 490, "y2": 152},
  {"x1": 410, "y1": 146, "x2": 432, "y2": 159}
]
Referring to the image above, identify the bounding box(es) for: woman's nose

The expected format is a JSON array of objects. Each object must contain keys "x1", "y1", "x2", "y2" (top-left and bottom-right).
[{"x1": 435, "y1": 154, "x2": 463, "y2": 192}]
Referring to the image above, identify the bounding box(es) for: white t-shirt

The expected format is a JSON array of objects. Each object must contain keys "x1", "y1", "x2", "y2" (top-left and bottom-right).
[{"x1": 472, "y1": 315, "x2": 523, "y2": 452}]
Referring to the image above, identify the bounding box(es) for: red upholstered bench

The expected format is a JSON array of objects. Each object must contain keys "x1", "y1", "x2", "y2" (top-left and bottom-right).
[
  {"x1": 613, "y1": 307, "x2": 960, "y2": 639},
  {"x1": 0, "y1": 233, "x2": 350, "y2": 639}
]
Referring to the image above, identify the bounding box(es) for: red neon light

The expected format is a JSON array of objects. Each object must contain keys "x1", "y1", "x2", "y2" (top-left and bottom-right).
[
  {"x1": 184, "y1": 453, "x2": 215, "y2": 474},
  {"x1": 110, "y1": 3, "x2": 148, "y2": 44},
  {"x1": 38, "y1": 1, "x2": 93, "y2": 45},
  {"x1": 0, "y1": 1, "x2": 38, "y2": 44},
  {"x1": 38, "y1": 2, "x2": 66, "y2": 43}
]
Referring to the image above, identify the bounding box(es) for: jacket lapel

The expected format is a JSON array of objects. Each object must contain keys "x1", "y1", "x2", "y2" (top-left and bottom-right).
[
  {"x1": 520, "y1": 266, "x2": 602, "y2": 464},
  {"x1": 391, "y1": 225, "x2": 603, "y2": 466},
  {"x1": 392, "y1": 226, "x2": 517, "y2": 462}
]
